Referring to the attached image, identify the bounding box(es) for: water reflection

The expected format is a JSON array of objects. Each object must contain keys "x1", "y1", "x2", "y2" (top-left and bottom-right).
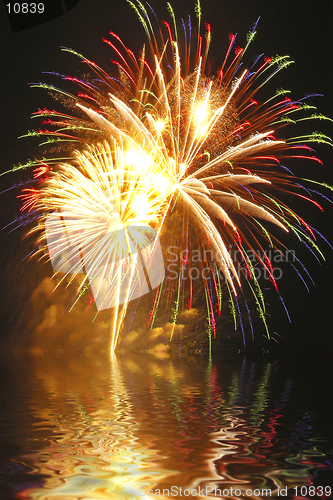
[{"x1": 0, "y1": 354, "x2": 332, "y2": 499}]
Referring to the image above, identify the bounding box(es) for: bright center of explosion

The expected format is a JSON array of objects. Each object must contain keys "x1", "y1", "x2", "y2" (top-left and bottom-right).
[
  {"x1": 124, "y1": 148, "x2": 152, "y2": 170},
  {"x1": 152, "y1": 173, "x2": 170, "y2": 195},
  {"x1": 132, "y1": 194, "x2": 150, "y2": 220},
  {"x1": 155, "y1": 119, "x2": 166, "y2": 133}
]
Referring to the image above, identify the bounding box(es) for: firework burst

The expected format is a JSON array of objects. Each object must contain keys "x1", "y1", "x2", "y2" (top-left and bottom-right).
[{"x1": 12, "y1": 1, "x2": 332, "y2": 353}]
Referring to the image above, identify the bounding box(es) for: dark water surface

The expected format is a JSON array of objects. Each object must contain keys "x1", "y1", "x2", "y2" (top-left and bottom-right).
[{"x1": 0, "y1": 353, "x2": 332, "y2": 500}]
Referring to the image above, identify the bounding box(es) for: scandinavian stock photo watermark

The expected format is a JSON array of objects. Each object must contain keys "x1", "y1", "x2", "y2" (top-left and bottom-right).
[{"x1": 164, "y1": 246, "x2": 297, "y2": 282}]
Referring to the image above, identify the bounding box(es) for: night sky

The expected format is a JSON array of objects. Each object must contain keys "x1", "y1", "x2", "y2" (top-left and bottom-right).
[{"x1": 0, "y1": 0, "x2": 332, "y2": 357}]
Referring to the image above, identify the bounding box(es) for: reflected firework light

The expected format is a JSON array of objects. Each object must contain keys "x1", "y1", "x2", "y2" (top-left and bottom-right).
[
  {"x1": 8, "y1": 355, "x2": 331, "y2": 499},
  {"x1": 13, "y1": 1, "x2": 332, "y2": 353}
]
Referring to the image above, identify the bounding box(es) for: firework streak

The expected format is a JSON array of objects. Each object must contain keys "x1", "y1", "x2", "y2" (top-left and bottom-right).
[{"x1": 12, "y1": 1, "x2": 332, "y2": 353}]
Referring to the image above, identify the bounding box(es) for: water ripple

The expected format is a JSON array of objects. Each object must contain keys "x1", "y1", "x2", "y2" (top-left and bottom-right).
[{"x1": 0, "y1": 355, "x2": 332, "y2": 499}]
